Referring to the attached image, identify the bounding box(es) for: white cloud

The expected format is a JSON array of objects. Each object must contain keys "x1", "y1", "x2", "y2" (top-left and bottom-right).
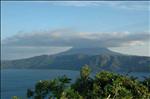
[
  {"x1": 2, "y1": 29, "x2": 150, "y2": 60},
  {"x1": 2, "y1": 29, "x2": 149, "y2": 48},
  {"x1": 109, "y1": 41, "x2": 150, "y2": 57},
  {"x1": 50, "y1": 1, "x2": 149, "y2": 11},
  {"x1": 122, "y1": 41, "x2": 145, "y2": 46},
  {"x1": 1, "y1": 46, "x2": 70, "y2": 60}
]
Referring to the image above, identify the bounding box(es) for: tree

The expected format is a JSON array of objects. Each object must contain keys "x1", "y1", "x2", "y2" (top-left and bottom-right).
[
  {"x1": 27, "y1": 89, "x2": 34, "y2": 98},
  {"x1": 60, "y1": 87, "x2": 83, "y2": 99},
  {"x1": 142, "y1": 77, "x2": 150, "y2": 91},
  {"x1": 11, "y1": 96, "x2": 20, "y2": 99},
  {"x1": 80, "y1": 65, "x2": 91, "y2": 80},
  {"x1": 13, "y1": 65, "x2": 150, "y2": 99}
]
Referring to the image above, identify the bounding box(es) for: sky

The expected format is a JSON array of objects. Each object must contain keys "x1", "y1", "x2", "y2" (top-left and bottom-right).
[{"x1": 1, "y1": 1, "x2": 150, "y2": 60}]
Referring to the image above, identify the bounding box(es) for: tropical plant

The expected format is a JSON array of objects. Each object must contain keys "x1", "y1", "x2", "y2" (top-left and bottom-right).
[{"x1": 13, "y1": 65, "x2": 150, "y2": 99}]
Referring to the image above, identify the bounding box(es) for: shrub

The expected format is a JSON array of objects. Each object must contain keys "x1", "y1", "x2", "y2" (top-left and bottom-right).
[{"x1": 13, "y1": 65, "x2": 150, "y2": 99}]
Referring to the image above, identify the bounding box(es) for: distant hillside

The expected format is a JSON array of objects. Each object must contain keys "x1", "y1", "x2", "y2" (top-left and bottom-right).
[{"x1": 1, "y1": 47, "x2": 150, "y2": 72}]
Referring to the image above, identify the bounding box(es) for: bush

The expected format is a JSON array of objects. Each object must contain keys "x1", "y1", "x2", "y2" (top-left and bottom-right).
[{"x1": 14, "y1": 65, "x2": 150, "y2": 99}]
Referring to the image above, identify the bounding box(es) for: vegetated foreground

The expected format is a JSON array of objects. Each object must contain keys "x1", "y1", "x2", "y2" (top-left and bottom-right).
[{"x1": 13, "y1": 65, "x2": 150, "y2": 99}]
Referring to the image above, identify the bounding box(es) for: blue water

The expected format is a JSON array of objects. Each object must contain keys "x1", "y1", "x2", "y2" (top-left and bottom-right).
[
  {"x1": 1, "y1": 69, "x2": 79, "y2": 99},
  {"x1": 1, "y1": 69, "x2": 150, "y2": 99}
]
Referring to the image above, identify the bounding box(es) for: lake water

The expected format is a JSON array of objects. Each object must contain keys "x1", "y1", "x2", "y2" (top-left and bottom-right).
[
  {"x1": 1, "y1": 69, "x2": 79, "y2": 99},
  {"x1": 1, "y1": 69, "x2": 150, "y2": 99}
]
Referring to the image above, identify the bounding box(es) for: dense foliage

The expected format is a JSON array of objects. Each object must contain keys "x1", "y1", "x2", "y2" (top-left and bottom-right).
[{"x1": 13, "y1": 65, "x2": 150, "y2": 99}]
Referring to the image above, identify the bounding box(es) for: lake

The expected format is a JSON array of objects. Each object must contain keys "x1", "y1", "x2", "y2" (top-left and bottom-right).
[
  {"x1": 1, "y1": 69, "x2": 79, "y2": 99},
  {"x1": 1, "y1": 69, "x2": 150, "y2": 99}
]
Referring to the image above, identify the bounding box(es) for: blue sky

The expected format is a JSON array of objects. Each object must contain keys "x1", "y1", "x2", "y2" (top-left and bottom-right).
[
  {"x1": 1, "y1": 1, "x2": 150, "y2": 59},
  {"x1": 2, "y1": 1, "x2": 149, "y2": 39}
]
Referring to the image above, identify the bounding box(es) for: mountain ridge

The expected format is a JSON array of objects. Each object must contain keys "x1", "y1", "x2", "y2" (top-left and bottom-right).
[{"x1": 1, "y1": 47, "x2": 150, "y2": 72}]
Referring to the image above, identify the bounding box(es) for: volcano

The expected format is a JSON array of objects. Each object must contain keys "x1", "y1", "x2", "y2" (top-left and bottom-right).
[
  {"x1": 57, "y1": 47, "x2": 121, "y2": 56},
  {"x1": 1, "y1": 47, "x2": 150, "y2": 72}
]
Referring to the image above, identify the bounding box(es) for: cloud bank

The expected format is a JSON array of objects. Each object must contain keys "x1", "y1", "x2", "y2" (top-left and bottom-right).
[
  {"x1": 2, "y1": 30, "x2": 149, "y2": 48},
  {"x1": 2, "y1": 29, "x2": 149, "y2": 60}
]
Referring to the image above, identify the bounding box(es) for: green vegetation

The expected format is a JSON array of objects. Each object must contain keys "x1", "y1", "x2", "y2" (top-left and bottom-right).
[
  {"x1": 11, "y1": 96, "x2": 20, "y2": 99},
  {"x1": 14, "y1": 65, "x2": 150, "y2": 99}
]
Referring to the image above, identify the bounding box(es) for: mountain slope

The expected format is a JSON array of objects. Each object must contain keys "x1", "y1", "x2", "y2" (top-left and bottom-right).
[
  {"x1": 1, "y1": 48, "x2": 150, "y2": 72},
  {"x1": 56, "y1": 47, "x2": 121, "y2": 56}
]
